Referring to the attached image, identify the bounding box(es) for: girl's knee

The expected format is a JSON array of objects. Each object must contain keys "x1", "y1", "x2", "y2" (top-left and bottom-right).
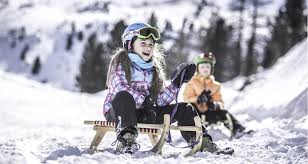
[
  {"x1": 104, "y1": 109, "x2": 116, "y2": 122},
  {"x1": 113, "y1": 91, "x2": 133, "y2": 101}
]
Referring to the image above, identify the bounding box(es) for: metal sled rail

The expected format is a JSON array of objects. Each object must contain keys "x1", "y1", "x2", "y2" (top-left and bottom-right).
[{"x1": 84, "y1": 114, "x2": 203, "y2": 157}]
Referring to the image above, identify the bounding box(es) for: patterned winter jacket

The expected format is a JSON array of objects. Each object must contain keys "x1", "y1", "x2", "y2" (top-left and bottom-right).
[
  {"x1": 183, "y1": 74, "x2": 224, "y2": 112},
  {"x1": 103, "y1": 63, "x2": 178, "y2": 114}
]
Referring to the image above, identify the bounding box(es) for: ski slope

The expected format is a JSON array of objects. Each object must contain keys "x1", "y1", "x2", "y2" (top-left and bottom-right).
[{"x1": 0, "y1": 39, "x2": 307, "y2": 164}]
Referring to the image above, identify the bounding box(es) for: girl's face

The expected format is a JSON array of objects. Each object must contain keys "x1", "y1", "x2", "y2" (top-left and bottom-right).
[
  {"x1": 132, "y1": 37, "x2": 154, "y2": 61},
  {"x1": 198, "y1": 63, "x2": 211, "y2": 77}
]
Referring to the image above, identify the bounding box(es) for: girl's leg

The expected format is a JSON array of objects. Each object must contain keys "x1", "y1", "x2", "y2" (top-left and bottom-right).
[
  {"x1": 111, "y1": 91, "x2": 138, "y2": 128},
  {"x1": 155, "y1": 103, "x2": 198, "y2": 142},
  {"x1": 111, "y1": 91, "x2": 139, "y2": 153}
]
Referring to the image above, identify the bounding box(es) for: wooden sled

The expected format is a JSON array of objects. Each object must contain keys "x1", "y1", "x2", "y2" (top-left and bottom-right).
[
  {"x1": 84, "y1": 114, "x2": 203, "y2": 157},
  {"x1": 201, "y1": 113, "x2": 234, "y2": 139}
]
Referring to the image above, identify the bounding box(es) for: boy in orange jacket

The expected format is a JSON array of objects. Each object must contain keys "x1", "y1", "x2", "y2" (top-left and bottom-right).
[{"x1": 183, "y1": 52, "x2": 252, "y2": 139}]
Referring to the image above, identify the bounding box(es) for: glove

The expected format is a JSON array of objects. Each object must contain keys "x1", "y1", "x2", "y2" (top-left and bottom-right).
[
  {"x1": 197, "y1": 90, "x2": 212, "y2": 104},
  {"x1": 171, "y1": 63, "x2": 196, "y2": 88},
  {"x1": 142, "y1": 96, "x2": 154, "y2": 109},
  {"x1": 139, "y1": 96, "x2": 156, "y2": 123},
  {"x1": 207, "y1": 101, "x2": 220, "y2": 111}
]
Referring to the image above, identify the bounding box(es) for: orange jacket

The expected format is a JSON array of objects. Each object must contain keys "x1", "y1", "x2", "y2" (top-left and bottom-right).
[{"x1": 183, "y1": 74, "x2": 224, "y2": 112}]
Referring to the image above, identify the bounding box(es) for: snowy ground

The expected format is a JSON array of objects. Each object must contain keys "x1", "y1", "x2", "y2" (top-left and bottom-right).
[
  {"x1": 0, "y1": 0, "x2": 307, "y2": 163},
  {"x1": 1, "y1": 38, "x2": 307, "y2": 163}
]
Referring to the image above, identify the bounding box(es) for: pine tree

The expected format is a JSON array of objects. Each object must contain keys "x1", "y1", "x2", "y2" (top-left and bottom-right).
[
  {"x1": 108, "y1": 20, "x2": 126, "y2": 50},
  {"x1": 78, "y1": 33, "x2": 108, "y2": 93},
  {"x1": 262, "y1": 0, "x2": 307, "y2": 68},
  {"x1": 148, "y1": 13, "x2": 162, "y2": 44},
  {"x1": 229, "y1": 0, "x2": 246, "y2": 76},
  {"x1": 148, "y1": 12, "x2": 158, "y2": 28},
  {"x1": 32, "y1": 57, "x2": 41, "y2": 75},
  {"x1": 66, "y1": 22, "x2": 76, "y2": 51},
  {"x1": 262, "y1": 9, "x2": 289, "y2": 68},
  {"x1": 194, "y1": 0, "x2": 209, "y2": 18},
  {"x1": 20, "y1": 44, "x2": 29, "y2": 61},
  {"x1": 77, "y1": 31, "x2": 84, "y2": 41},
  {"x1": 66, "y1": 33, "x2": 73, "y2": 51},
  {"x1": 200, "y1": 13, "x2": 236, "y2": 82},
  {"x1": 165, "y1": 18, "x2": 189, "y2": 77},
  {"x1": 243, "y1": 0, "x2": 271, "y2": 76},
  {"x1": 161, "y1": 20, "x2": 173, "y2": 42},
  {"x1": 18, "y1": 27, "x2": 26, "y2": 41},
  {"x1": 286, "y1": 0, "x2": 307, "y2": 45}
]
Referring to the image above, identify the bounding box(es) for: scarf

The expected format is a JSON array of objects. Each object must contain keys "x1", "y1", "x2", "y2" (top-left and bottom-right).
[{"x1": 128, "y1": 52, "x2": 154, "y2": 70}]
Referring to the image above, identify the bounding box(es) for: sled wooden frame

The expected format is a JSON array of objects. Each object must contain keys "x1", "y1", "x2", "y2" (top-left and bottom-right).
[
  {"x1": 84, "y1": 114, "x2": 203, "y2": 157},
  {"x1": 201, "y1": 113, "x2": 234, "y2": 139}
]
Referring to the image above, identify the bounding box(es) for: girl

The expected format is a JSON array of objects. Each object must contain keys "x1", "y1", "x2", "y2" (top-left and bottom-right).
[{"x1": 103, "y1": 23, "x2": 232, "y2": 155}]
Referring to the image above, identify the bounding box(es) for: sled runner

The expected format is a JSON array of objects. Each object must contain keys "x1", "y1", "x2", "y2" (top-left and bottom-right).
[{"x1": 84, "y1": 114, "x2": 203, "y2": 157}]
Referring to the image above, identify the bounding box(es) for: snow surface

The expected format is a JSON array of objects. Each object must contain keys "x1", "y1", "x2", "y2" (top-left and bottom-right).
[
  {"x1": 0, "y1": 38, "x2": 307, "y2": 164},
  {"x1": 0, "y1": 0, "x2": 307, "y2": 163}
]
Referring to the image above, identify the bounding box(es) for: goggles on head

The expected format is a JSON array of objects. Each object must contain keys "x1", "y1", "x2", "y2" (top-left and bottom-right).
[{"x1": 123, "y1": 27, "x2": 161, "y2": 41}]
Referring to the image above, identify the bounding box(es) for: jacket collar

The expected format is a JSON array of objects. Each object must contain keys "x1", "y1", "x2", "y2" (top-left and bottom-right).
[{"x1": 195, "y1": 74, "x2": 215, "y2": 84}]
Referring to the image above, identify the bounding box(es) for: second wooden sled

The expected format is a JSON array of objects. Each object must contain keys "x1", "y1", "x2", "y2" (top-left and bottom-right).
[{"x1": 84, "y1": 114, "x2": 203, "y2": 157}]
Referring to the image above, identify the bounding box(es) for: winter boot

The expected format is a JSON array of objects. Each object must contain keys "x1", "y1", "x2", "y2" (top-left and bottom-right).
[
  {"x1": 231, "y1": 127, "x2": 254, "y2": 139},
  {"x1": 114, "y1": 126, "x2": 140, "y2": 154},
  {"x1": 200, "y1": 135, "x2": 234, "y2": 155}
]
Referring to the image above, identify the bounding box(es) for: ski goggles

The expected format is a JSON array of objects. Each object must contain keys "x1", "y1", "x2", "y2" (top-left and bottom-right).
[{"x1": 124, "y1": 27, "x2": 161, "y2": 41}]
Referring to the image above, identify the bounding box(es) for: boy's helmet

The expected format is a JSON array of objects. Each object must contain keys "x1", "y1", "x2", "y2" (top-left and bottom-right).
[
  {"x1": 194, "y1": 52, "x2": 216, "y2": 74},
  {"x1": 121, "y1": 23, "x2": 160, "y2": 50}
]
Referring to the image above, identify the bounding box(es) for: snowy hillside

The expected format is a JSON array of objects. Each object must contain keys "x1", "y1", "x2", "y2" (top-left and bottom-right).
[
  {"x1": 224, "y1": 38, "x2": 308, "y2": 119},
  {"x1": 0, "y1": 0, "x2": 284, "y2": 91},
  {"x1": 0, "y1": 38, "x2": 307, "y2": 164}
]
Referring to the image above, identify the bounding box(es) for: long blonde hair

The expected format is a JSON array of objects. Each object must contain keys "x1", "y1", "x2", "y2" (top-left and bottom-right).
[{"x1": 106, "y1": 44, "x2": 167, "y2": 101}]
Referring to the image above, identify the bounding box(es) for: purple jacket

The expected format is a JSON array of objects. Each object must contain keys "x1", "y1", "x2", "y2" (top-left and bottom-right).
[{"x1": 103, "y1": 63, "x2": 178, "y2": 114}]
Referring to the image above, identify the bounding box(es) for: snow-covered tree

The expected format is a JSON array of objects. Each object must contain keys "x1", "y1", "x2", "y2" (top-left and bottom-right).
[{"x1": 77, "y1": 33, "x2": 108, "y2": 93}]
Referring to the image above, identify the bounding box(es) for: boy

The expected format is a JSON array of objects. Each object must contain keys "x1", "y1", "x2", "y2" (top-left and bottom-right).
[{"x1": 183, "y1": 52, "x2": 252, "y2": 139}]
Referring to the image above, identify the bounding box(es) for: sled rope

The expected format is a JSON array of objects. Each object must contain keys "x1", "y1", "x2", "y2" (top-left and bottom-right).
[
  {"x1": 167, "y1": 68, "x2": 186, "y2": 143},
  {"x1": 167, "y1": 68, "x2": 200, "y2": 149}
]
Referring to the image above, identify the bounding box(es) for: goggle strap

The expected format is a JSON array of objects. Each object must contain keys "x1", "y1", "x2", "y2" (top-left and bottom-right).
[{"x1": 128, "y1": 40, "x2": 132, "y2": 51}]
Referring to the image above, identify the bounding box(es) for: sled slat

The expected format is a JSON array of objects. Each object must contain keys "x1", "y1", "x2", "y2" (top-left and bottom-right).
[
  {"x1": 84, "y1": 121, "x2": 202, "y2": 132},
  {"x1": 94, "y1": 125, "x2": 161, "y2": 135}
]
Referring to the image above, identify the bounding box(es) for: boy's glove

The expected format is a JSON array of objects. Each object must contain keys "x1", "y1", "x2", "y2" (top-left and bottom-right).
[
  {"x1": 139, "y1": 96, "x2": 156, "y2": 123},
  {"x1": 171, "y1": 63, "x2": 196, "y2": 88},
  {"x1": 207, "y1": 101, "x2": 220, "y2": 111},
  {"x1": 197, "y1": 90, "x2": 212, "y2": 104}
]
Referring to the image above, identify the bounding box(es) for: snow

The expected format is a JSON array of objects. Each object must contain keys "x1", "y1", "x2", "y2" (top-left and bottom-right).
[
  {"x1": 1, "y1": 38, "x2": 307, "y2": 163},
  {"x1": 0, "y1": 0, "x2": 284, "y2": 91},
  {"x1": 226, "y1": 39, "x2": 308, "y2": 119},
  {"x1": 0, "y1": 0, "x2": 307, "y2": 163}
]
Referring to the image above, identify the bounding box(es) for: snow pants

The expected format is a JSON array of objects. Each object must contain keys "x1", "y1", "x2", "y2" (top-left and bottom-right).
[
  {"x1": 104, "y1": 91, "x2": 210, "y2": 142},
  {"x1": 198, "y1": 109, "x2": 245, "y2": 132}
]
